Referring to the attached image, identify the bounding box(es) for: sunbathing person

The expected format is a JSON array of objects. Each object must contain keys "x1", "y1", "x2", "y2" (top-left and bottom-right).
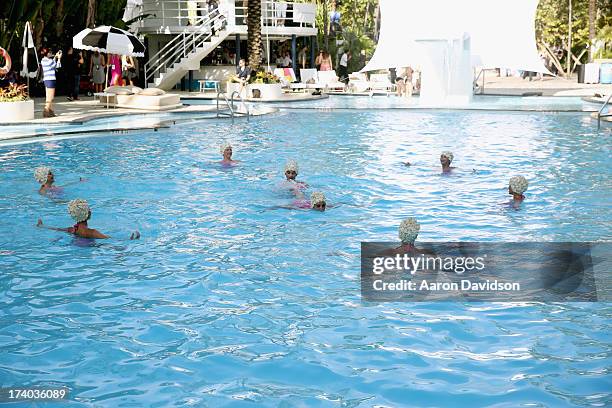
[
  {"x1": 219, "y1": 142, "x2": 239, "y2": 165},
  {"x1": 35, "y1": 166, "x2": 84, "y2": 195},
  {"x1": 440, "y1": 151, "x2": 455, "y2": 173},
  {"x1": 508, "y1": 175, "x2": 528, "y2": 204},
  {"x1": 37, "y1": 198, "x2": 140, "y2": 240}
]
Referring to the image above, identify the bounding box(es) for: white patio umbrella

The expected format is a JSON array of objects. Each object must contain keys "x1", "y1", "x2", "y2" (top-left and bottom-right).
[{"x1": 21, "y1": 22, "x2": 39, "y2": 96}]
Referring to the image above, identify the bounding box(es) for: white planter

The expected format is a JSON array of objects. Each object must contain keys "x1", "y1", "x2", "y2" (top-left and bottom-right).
[
  {"x1": 248, "y1": 83, "x2": 283, "y2": 100},
  {"x1": 0, "y1": 99, "x2": 35, "y2": 123},
  {"x1": 226, "y1": 82, "x2": 283, "y2": 101}
]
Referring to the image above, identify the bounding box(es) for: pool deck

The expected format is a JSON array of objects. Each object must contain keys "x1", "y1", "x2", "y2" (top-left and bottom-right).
[
  {"x1": 1, "y1": 76, "x2": 610, "y2": 137},
  {"x1": 479, "y1": 75, "x2": 612, "y2": 97},
  {"x1": 5, "y1": 97, "x2": 220, "y2": 125}
]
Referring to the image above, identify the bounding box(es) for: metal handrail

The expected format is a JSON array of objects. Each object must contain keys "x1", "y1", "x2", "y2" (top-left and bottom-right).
[
  {"x1": 230, "y1": 90, "x2": 249, "y2": 122},
  {"x1": 216, "y1": 90, "x2": 251, "y2": 123},
  {"x1": 216, "y1": 91, "x2": 234, "y2": 120},
  {"x1": 473, "y1": 68, "x2": 485, "y2": 94},
  {"x1": 596, "y1": 93, "x2": 612, "y2": 130},
  {"x1": 144, "y1": 10, "x2": 227, "y2": 86}
]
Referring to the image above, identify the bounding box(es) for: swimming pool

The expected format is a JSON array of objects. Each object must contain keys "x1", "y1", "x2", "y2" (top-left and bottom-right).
[{"x1": 0, "y1": 108, "x2": 610, "y2": 406}]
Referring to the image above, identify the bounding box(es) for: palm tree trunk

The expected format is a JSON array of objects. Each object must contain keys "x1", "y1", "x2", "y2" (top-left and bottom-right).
[
  {"x1": 247, "y1": 0, "x2": 262, "y2": 71},
  {"x1": 55, "y1": 0, "x2": 65, "y2": 37},
  {"x1": 86, "y1": 0, "x2": 97, "y2": 28},
  {"x1": 588, "y1": 0, "x2": 596, "y2": 62}
]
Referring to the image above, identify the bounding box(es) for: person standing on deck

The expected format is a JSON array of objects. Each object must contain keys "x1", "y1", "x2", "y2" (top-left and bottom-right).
[
  {"x1": 338, "y1": 50, "x2": 351, "y2": 83},
  {"x1": 40, "y1": 48, "x2": 62, "y2": 117}
]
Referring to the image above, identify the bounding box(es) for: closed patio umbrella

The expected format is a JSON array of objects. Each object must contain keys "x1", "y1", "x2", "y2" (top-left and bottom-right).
[{"x1": 21, "y1": 21, "x2": 39, "y2": 96}]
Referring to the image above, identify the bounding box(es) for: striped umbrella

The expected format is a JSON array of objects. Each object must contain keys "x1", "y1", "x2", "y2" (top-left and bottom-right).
[{"x1": 73, "y1": 26, "x2": 145, "y2": 57}]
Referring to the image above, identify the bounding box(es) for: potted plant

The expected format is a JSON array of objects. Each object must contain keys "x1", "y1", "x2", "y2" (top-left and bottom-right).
[
  {"x1": 0, "y1": 83, "x2": 35, "y2": 122},
  {"x1": 248, "y1": 70, "x2": 283, "y2": 99}
]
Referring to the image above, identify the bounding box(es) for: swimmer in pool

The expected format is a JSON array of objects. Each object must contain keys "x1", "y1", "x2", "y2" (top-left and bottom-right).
[
  {"x1": 440, "y1": 151, "x2": 455, "y2": 173},
  {"x1": 293, "y1": 191, "x2": 326, "y2": 211},
  {"x1": 397, "y1": 217, "x2": 420, "y2": 252},
  {"x1": 219, "y1": 142, "x2": 239, "y2": 165},
  {"x1": 35, "y1": 166, "x2": 84, "y2": 195},
  {"x1": 37, "y1": 198, "x2": 140, "y2": 240},
  {"x1": 508, "y1": 175, "x2": 528, "y2": 203},
  {"x1": 282, "y1": 159, "x2": 308, "y2": 191},
  {"x1": 272, "y1": 191, "x2": 327, "y2": 211}
]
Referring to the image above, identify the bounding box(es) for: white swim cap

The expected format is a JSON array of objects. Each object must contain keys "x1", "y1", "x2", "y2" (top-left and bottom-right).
[
  {"x1": 68, "y1": 199, "x2": 90, "y2": 223},
  {"x1": 34, "y1": 166, "x2": 51, "y2": 184},
  {"x1": 441, "y1": 151, "x2": 454, "y2": 162},
  {"x1": 509, "y1": 175, "x2": 529, "y2": 195},
  {"x1": 285, "y1": 159, "x2": 299, "y2": 174},
  {"x1": 310, "y1": 191, "x2": 326, "y2": 207},
  {"x1": 399, "y1": 217, "x2": 420, "y2": 244},
  {"x1": 220, "y1": 141, "x2": 232, "y2": 154}
]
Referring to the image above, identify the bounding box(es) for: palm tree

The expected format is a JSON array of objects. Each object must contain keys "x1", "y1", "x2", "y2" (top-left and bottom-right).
[
  {"x1": 86, "y1": 0, "x2": 96, "y2": 28},
  {"x1": 247, "y1": 0, "x2": 262, "y2": 71},
  {"x1": 588, "y1": 0, "x2": 596, "y2": 61}
]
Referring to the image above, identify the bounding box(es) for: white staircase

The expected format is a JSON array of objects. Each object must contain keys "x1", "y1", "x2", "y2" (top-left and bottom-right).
[{"x1": 144, "y1": 11, "x2": 229, "y2": 90}]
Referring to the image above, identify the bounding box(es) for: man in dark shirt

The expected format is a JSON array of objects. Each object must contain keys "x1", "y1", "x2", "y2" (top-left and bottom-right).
[
  {"x1": 235, "y1": 58, "x2": 251, "y2": 92},
  {"x1": 65, "y1": 47, "x2": 84, "y2": 101}
]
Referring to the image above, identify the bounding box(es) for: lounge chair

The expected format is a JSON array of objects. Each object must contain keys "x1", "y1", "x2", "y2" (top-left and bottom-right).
[
  {"x1": 289, "y1": 69, "x2": 319, "y2": 91},
  {"x1": 317, "y1": 70, "x2": 346, "y2": 90},
  {"x1": 348, "y1": 72, "x2": 370, "y2": 93},
  {"x1": 103, "y1": 86, "x2": 182, "y2": 110},
  {"x1": 273, "y1": 67, "x2": 297, "y2": 87},
  {"x1": 289, "y1": 69, "x2": 345, "y2": 92},
  {"x1": 369, "y1": 73, "x2": 395, "y2": 92}
]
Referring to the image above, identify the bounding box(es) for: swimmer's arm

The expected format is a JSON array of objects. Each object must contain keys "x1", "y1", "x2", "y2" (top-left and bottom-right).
[
  {"x1": 36, "y1": 218, "x2": 73, "y2": 233},
  {"x1": 58, "y1": 177, "x2": 87, "y2": 188},
  {"x1": 85, "y1": 229, "x2": 110, "y2": 239}
]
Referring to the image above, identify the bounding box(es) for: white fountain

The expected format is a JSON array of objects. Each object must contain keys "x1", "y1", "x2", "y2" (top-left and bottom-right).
[{"x1": 362, "y1": 0, "x2": 549, "y2": 107}]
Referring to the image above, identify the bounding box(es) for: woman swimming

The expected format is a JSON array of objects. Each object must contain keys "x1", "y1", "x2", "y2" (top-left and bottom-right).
[
  {"x1": 281, "y1": 159, "x2": 308, "y2": 192},
  {"x1": 397, "y1": 217, "x2": 420, "y2": 251},
  {"x1": 440, "y1": 151, "x2": 455, "y2": 173},
  {"x1": 272, "y1": 191, "x2": 327, "y2": 211},
  {"x1": 508, "y1": 175, "x2": 528, "y2": 203},
  {"x1": 219, "y1": 142, "x2": 239, "y2": 165},
  {"x1": 37, "y1": 198, "x2": 140, "y2": 240},
  {"x1": 35, "y1": 166, "x2": 84, "y2": 195}
]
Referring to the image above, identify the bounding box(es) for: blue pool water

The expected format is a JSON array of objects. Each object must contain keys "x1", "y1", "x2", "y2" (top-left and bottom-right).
[{"x1": 0, "y1": 108, "x2": 610, "y2": 406}]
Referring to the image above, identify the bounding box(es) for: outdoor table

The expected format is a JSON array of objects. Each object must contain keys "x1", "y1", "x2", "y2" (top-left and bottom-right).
[
  {"x1": 198, "y1": 80, "x2": 220, "y2": 93},
  {"x1": 94, "y1": 92, "x2": 116, "y2": 109}
]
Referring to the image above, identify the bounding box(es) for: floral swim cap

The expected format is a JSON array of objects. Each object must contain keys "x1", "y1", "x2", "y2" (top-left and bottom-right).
[
  {"x1": 440, "y1": 151, "x2": 454, "y2": 163},
  {"x1": 220, "y1": 141, "x2": 232, "y2": 154},
  {"x1": 509, "y1": 175, "x2": 529, "y2": 195},
  {"x1": 310, "y1": 192, "x2": 325, "y2": 207},
  {"x1": 68, "y1": 199, "x2": 90, "y2": 223},
  {"x1": 34, "y1": 166, "x2": 52, "y2": 184},
  {"x1": 284, "y1": 159, "x2": 299, "y2": 174},
  {"x1": 398, "y1": 217, "x2": 420, "y2": 244}
]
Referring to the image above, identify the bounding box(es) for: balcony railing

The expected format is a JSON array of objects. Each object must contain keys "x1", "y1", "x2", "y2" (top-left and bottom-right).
[{"x1": 139, "y1": 0, "x2": 316, "y2": 31}]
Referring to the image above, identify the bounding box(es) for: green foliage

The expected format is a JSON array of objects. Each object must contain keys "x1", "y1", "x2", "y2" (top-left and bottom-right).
[
  {"x1": 0, "y1": 83, "x2": 28, "y2": 102},
  {"x1": 535, "y1": 0, "x2": 612, "y2": 66},
  {"x1": 314, "y1": 0, "x2": 378, "y2": 72},
  {"x1": 251, "y1": 70, "x2": 280, "y2": 84},
  {"x1": 1, "y1": 0, "x2": 127, "y2": 61}
]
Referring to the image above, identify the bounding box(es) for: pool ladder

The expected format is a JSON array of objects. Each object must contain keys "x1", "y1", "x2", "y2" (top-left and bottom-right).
[
  {"x1": 216, "y1": 91, "x2": 250, "y2": 123},
  {"x1": 596, "y1": 93, "x2": 612, "y2": 130}
]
